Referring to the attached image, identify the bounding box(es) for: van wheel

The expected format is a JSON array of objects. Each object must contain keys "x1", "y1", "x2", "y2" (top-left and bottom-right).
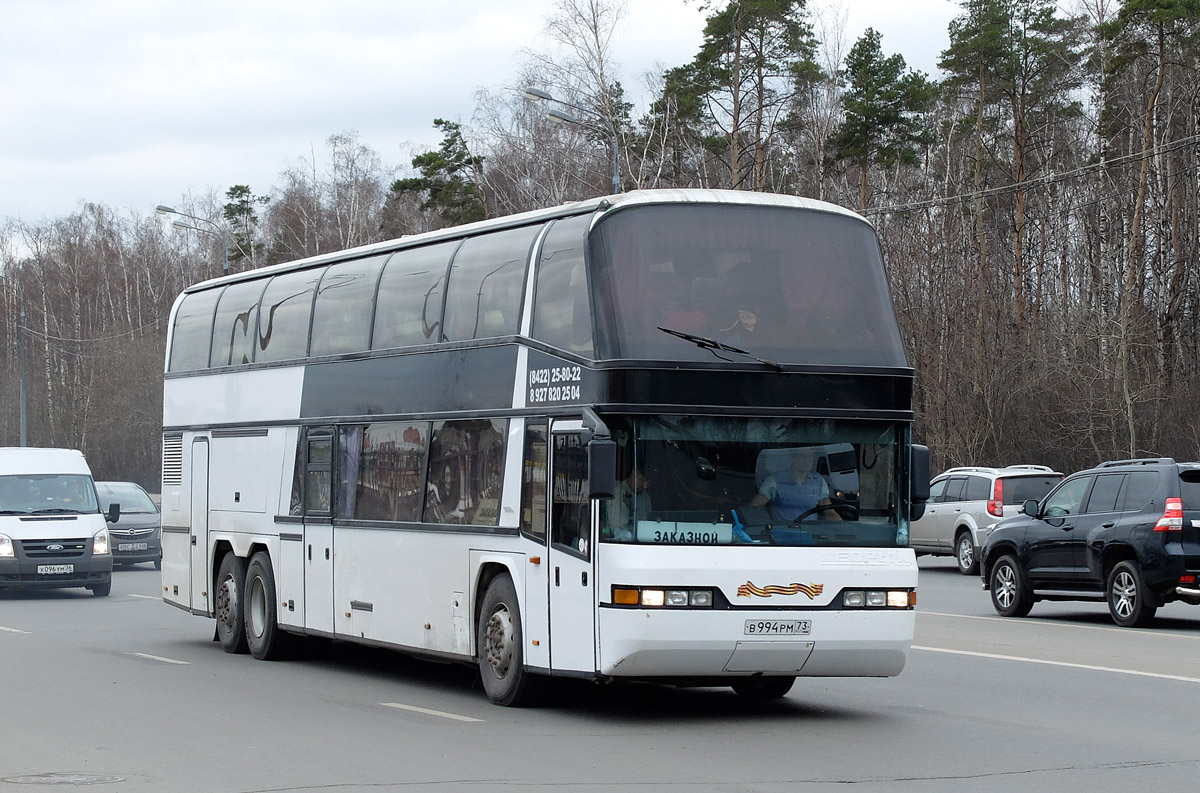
[
  {"x1": 1107, "y1": 561, "x2": 1156, "y2": 628},
  {"x1": 989, "y1": 555, "x2": 1033, "y2": 618},
  {"x1": 477, "y1": 574, "x2": 538, "y2": 706},
  {"x1": 245, "y1": 552, "x2": 291, "y2": 660},
  {"x1": 732, "y1": 676, "x2": 795, "y2": 699},
  {"x1": 89, "y1": 579, "x2": 111, "y2": 597},
  {"x1": 215, "y1": 554, "x2": 248, "y2": 654},
  {"x1": 955, "y1": 532, "x2": 978, "y2": 575}
]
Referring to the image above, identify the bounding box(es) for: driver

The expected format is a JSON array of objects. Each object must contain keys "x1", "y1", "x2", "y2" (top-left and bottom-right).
[{"x1": 750, "y1": 447, "x2": 841, "y2": 523}]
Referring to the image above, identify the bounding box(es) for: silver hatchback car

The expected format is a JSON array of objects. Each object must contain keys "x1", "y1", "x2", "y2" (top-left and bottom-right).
[
  {"x1": 909, "y1": 465, "x2": 1062, "y2": 574},
  {"x1": 95, "y1": 481, "x2": 161, "y2": 570}
]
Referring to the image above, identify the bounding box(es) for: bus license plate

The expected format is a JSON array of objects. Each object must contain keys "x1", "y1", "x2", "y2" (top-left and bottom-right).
[
  {"x1": 744, "y1": 619, "x2": 810, "y2": 636},
  {"x1": 38, "y1": 564, "x2": 74, "y2": 575},
  {"x1": 118, "y1": 542, "x2": 148, "y2": 552}
]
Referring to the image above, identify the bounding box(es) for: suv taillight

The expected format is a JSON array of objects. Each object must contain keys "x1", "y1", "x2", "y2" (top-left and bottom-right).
[
  {"x1": 987, "y1": 479, "x2": 1004, "y2": 518},
  {"x1": 1153, "y1": 497, "x2": 1183, "y2": 532}
]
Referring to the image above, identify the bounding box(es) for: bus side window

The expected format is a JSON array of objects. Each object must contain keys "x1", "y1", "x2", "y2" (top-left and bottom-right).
[
  {"x1": 257, "y1": 269, "x2": 321, "y2": 363},
  {"x1": 373, "y1": 242, "x2": 456, "y2": 349},
  {"x1": 423, "y1": 419, "x2": 507, "y2": 526},
  {"x1": 520, "y1": 423, "x2": 548, "y2": 541},
  {"x1": 305, "y1": 432, "x2": 333, "y2": 515},
  {"x1": 310, "y1": 255, "x2": 386, "y2": 357},
  {"x1": 551, "y1": 434, "x2": 589, "y2": 558},
  {"x1": 532, "y1": 215, "x2": 593, "y2": 355},
  {"x1": 168, "y1": 288, "x2": 224, "y2": 372},
  {"x1": 442, "y1": 226, "x2": 537, "y2": 342}
]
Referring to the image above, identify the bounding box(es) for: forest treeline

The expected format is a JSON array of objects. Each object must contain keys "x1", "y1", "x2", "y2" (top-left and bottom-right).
[{"x1": 2, "y1": 0, "x2": 1198, "y2": 488}]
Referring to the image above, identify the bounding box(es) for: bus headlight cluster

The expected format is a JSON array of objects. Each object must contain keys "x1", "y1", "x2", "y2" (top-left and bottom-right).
[
  {"x1": 613, "y1": 586, "x2": 713, "y2": 608},
  {"x1": 843, "y1": 589, "x2": 913, "y2": 608}
]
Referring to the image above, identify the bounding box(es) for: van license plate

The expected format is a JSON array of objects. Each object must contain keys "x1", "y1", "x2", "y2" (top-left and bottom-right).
[
  {"x1": 118, "y1": 543, "x2": 148, "y2": 551},
  {"x1": 744, "y1": 619, "x2": 810, "y2": 635},
  {"x1": 37, "y1": 564, "x2": 74, "y2": 575}
]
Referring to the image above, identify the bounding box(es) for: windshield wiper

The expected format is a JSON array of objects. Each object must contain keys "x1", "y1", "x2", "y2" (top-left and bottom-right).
[
  {"x1": 30, "y1": 508, "x2": 84, "y2": 515},
  {"x1": 658, "y1": 327, "x2": 783, "y2": 371}
]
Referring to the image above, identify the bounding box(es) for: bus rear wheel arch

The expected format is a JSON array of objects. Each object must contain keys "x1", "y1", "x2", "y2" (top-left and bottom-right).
[{"x1": 477, "y1": 573, "x2": 538, "y2": 706}]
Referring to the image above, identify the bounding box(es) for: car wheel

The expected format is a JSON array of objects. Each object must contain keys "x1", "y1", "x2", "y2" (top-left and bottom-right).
[
  {"x1": 1107, "y1": 561, "x2": 1157, "y2": 628},
  {"x1": 732, "y1": 676, "x2": 795, "y2": 699},
  {"x1": 214, "y1": 553, "x2": 249, "y2": 654},
  {"x1": 477, "y1": 573, "x2": 538, "y2": 706},
  {"x1": 955, "y1": 532, "x2": 978, "y2": 575},
  {"x1": 989, "y1": 554, "x2": 1033, "y2": 618}
]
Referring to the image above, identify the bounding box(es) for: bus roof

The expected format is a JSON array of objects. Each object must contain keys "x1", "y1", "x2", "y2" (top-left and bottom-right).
[{"x1": 179, "y1": 189, "x2": 869, "y2": 295}]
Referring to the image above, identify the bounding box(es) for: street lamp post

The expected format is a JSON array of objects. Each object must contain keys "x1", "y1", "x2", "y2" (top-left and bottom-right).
[
  {"x1": 524, "y1": 87, "x2": 620, "y2": 195},
  {"x1": 156, "y1": 204, "x2": 230, "y2": 274}
]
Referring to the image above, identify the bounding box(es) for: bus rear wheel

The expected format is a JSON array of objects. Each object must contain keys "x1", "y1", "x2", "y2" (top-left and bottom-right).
[
  {"x1": 477, "y1": 573, "x2": 537, "y2": 706},
  {"x1": 245, "y1": 551, "x2": 291, "y2": 660},
  {"x1": 731, "y1": 676, "x2": 795, "y2": 699},
  {"x1": 215, "y1": 554, "x2": 248, "y2": 654}
]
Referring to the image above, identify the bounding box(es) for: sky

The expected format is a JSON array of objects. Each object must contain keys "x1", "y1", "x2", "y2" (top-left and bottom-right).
[{"x1": 0, "y1": 0, "x2": 961, "y2": 226}]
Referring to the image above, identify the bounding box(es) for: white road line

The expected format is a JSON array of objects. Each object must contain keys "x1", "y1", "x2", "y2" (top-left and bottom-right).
[
  {"x1": 913, "y1": 645, "x2": 1200, "y2": 684},
  {"x1": 920, "y1": 610, "x2": 1200, "y2": 639},
  {"x1": 128, "y1": 594, "x2": 159, "y2": 600},
  {"x1": 0, "y1": 625, "x2": 30, "y2": 633},
  {"x1": 129, "y1": 652, "x2": 190, "y2": 665},
  {"x1": 381, "y1": 703, "x2": 484, "y2": 722}
]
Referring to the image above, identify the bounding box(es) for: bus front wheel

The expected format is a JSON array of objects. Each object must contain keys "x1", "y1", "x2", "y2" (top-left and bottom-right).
[
  {"x1": 477, "y1": 573, "x2": 537, "y2": 706},
  {"x1": 245, "y1": 551, "x2": 291, "y2": 660},
  {"x1": 215, "y1": 554, "x2": 248, "y2": 654}
]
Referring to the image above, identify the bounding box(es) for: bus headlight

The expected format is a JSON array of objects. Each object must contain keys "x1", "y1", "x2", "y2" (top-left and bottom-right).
[
  {"x1": 612, "y1": 586, "x2": 714, "y2": 608},
  {"x1": 843, "y1": 589, "x2": 914, "y2": 608},
  {"x1": 0, "y1": 533, "x2": 13, "y2": 558},
  {"x1": 92, "y1": 528, "x2": 110, "y2": 556}
]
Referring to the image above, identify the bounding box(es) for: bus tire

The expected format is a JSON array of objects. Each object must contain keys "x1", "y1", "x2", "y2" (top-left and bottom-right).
[
  {"x1": 732, "y1": 676, "x2": 795, "y2": 699},
  {"x1": 245, "y1": 551, "x2": 291, "y2": 661},
  {"x1": 477, "y1": 574, "x2": 537, "y2": 706},
  {"x1": 215, "y1": 553, "x2": 249, "y2": 654}
]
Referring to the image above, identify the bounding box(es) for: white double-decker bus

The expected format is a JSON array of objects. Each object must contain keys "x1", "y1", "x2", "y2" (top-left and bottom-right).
[{"x1": 160, "y1": 189, "x2": 930, "y2": 705}]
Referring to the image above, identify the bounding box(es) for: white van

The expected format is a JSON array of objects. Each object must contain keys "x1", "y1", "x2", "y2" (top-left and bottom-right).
[{"x1": 0, "y1": 447, "x2": 115, "y2": 596}]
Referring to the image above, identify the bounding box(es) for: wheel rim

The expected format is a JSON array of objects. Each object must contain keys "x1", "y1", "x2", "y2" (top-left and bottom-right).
[
  {"x1": 217, "y1": 573, "x2": 238, "y2": 629},
  {"x1": 1111, "y1": 571, "x2": 1136, "y2": 619},
  {"x1": 484, "y1": 604, "x2": 515, "y2": 678},
  {"x1": 958, "y1": 537, "x2": 973, "y2": 569},
  {"x1": 994, "y1": 565, "x2": 1016, "y2": 609},
  {"x1": 247, "y1": 576, "x2": 267, "y2": 639}
]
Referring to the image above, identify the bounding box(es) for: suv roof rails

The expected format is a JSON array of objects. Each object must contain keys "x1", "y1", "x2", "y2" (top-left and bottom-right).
[
  {"x1": 1002, "y1": 465, "x2": 1056, "y2": 472},
  {"x1": 1096, "y1": 457, "x2": 1177, "y2": 468},
  {"x1": 939, "y1": 466, "x2": 999, "y2": 476}
]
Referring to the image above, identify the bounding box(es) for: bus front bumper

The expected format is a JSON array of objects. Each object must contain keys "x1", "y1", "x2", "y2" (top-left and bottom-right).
[{"x1": 597, "y1": 606, "x2": 914, "y2": 678}]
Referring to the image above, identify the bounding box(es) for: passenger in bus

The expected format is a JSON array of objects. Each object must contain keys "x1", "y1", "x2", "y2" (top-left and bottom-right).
[
  {"x1": 604, "y1": 468, "x2": 652, "y2": 541},
  {"x1": 427, "y1": 463, "x2": 464, "y2": 523},
  {"x1": 719, "y1": 307, "x2": 761, "y2": 348},
  {"x1": 750, "y1": 447, "x2": 841, "y2": 523}
]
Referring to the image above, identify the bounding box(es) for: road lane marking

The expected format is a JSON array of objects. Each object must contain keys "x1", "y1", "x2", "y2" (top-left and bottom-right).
[
  {"x1": 0, "y1": 625, "x2": 29, "y2": 633},
  {"x1": 913, "y1": 645, "x2": 1200, "y2": 684},
  {"x1": 128, "y1": 594, "x2": 159, "y2": 600},
  {"x1": 129, "y1": 652, "x2": 190, "y2": 665},
  {"x1": 381, "y1": 703, "x2": 484, "y2": 722},
  {"x1": 920, "y1": 610, "x2": 1200, "y2": 639}
]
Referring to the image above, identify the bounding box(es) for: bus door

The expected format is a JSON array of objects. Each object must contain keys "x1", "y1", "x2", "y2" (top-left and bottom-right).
[
  {"x1": 189, "y1": 438, "x2": 209, "y2": 612},
  {"x1": 547, "y1": 426, "x2": 597, "y2": 673},
  {"x1": 302, "y1": 429, "x2": 335, "y2": 635}
]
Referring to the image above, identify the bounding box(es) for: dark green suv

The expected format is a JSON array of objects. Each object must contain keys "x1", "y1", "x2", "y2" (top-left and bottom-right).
[{"x1": 980, "y1": 458, "x2": 1200, "y2": 627}]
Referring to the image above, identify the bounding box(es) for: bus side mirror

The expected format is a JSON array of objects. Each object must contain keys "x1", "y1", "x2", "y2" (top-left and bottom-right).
[
  {"x1": 587, "y1": 438, "x2": 616, "y2": 500},
  {"x1": 909, "y1": 444, "x2": 930, "y2": 522}
]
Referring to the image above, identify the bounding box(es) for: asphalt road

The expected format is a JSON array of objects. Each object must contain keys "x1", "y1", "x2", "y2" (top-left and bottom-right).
[{"x1": 1, "y1": 557, "x2": 1197, "y2": 792}]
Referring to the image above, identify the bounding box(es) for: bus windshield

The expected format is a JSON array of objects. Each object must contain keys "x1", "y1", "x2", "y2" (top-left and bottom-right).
[
  {"x1": 602, "y1": 416, "x2": 905, "y2": 548},
  {"x1": 589, "y1": 203, "x2": 906, "y2": 366}
]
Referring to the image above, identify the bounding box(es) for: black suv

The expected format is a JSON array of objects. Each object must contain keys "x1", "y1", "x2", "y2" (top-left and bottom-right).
[{"x1": 980, "y1": 458, "x2": 1200, "y2": 627}]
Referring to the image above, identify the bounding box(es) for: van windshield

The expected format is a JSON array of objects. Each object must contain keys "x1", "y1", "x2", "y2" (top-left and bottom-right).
[{"x1": 0, "y1": 474, "x2": 100, "y2": 514}]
